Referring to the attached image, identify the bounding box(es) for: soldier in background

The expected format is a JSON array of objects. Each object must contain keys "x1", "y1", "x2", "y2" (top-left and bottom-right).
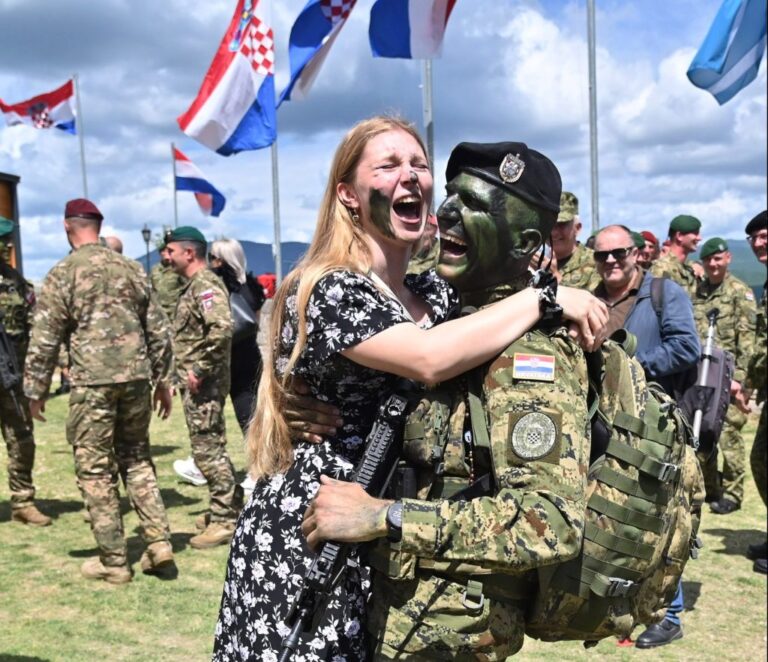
[
  {"x1": 151, "y1": 238, "x2": 187, "y2": 323},
  {"x1": 637, "y1": 230, "x2": 660, "y2": 270},
  {"x1": 103, "y1": 235, "x2": 123, "y2": 254},
  {"x1": 165, "y1": 226, "x2": 241, "y2": 549},
  {"x1": 650, "y1": 215, "x2": 702, "y2": 296},
  {"x1": 24, "y1": 198, "x2": 175, "y2": 584},
  {"x1": 692, "y1": 238, "x2": 757, "y2": 515},
  {"x1": 743, "y1": 211, "x2": 767, "y2": 574},
  {"x1": 0, "y1": 217, "x2": 51, "y2": 526},
  {"x1": 550, "y1": 191, "x2": 600, "y2": 290}
]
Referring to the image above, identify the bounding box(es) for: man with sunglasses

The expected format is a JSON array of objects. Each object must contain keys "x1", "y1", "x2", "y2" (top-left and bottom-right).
[{"x1": 650, "y1": 215, "x2": 703, "y2": 297}]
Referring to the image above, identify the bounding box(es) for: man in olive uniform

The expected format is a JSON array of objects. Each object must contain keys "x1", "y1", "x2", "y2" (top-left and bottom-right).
[
  {"x1": 150, "y1": 241, "x2": 187, "y2": 322},
  {"x1": 692, "y1": 237, "x2": 757, "y2": 514},
  {"x1": 0, "y1": 217, "x2": 51, "y2": 526},
  {"x1": 303, "y1": 144, "x2": 593, "y2": 660},
  {"x1": 650, "y1": 215, "x2": 702, "y2": 296},
  {"x1": 743, "y1": 211, "x2": 767, "y2": 573},
  {"x1": 24, "y1": 199, "x2": 175, "y2": 584},
  {"x1": 406, "y1": 214, "x2": 439, "y2": 275},
  {"x1": 551, "y1": 191, "x2": 600, "y2": 290},
  {"x1": 165, "y1": 226, "x2": 240, "y2": 549}
]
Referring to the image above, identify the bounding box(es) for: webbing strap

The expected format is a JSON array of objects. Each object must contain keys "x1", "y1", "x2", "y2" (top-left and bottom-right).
[
  {"x1": 587, "y1": 493, "x2": 665, "y2": 534},
  {"x1": 606, "y1": 438, "x2": 679, "y2": 482},
  {"x1": 404, "y1": 421, "x2": 424, "y2": 440},
  {"x1": 582, "y1": 554, "x2": 644, "y2": 581},
  {"x1": 596, "y1": 465, "x2": 669, "y2": 505},
  {"x1": 588, "y1": 572, "x2": 640, "y2": 598},
  {"x1": 613, "y1": 411, "x2": 674, "y2": 447},
  {"x1": 467, "y1": 370, "x2": 491, "y2": 451},
  {"x1": 585, "y1": 522, "x2": 655, "y2": 561}
]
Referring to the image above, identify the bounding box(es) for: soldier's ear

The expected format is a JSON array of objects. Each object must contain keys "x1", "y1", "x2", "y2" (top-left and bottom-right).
[{"x1": 511, "y1": 228, "x2": 543, "y2": 260}]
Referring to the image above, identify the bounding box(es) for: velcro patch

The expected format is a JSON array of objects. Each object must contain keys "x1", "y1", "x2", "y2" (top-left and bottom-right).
[
  {"x1": 507, "y1": 411, "x2": 562, "y2": 464},
  {"x1": 512, "y1": 353, "x2": 555, "y2": 382},
  {"x1": 199, "y1": 289, "x2": 215, "y2": 311},
  {"x1": 745, "y1": 290, "x2": 755, "y2": 302}
]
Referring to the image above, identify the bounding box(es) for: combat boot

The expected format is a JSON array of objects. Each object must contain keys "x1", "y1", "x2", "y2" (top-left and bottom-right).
[
  {"x1": 195, "y1": 512, "x2": 211, "y2": 531},
  {"x1": 80, "y1": 558, "x2": 132, "y2": 585},
  {"x1": 140, "y1": 541, "x2": 176, "y2": 575},
  {"x1": 190, "y1": 521, "x2": 235, "y2": 549},
  {"x1": 12, "y1": 505, "x2": 52, "y2": 527}
]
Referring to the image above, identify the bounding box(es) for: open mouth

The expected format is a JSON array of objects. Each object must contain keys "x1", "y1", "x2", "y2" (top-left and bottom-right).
[
  {"x1": 441, "y1": 232, "x2": 468, "y2": 257},
  {"x1": 393, "y1": 195, "x2": 422, "y2": 221}
]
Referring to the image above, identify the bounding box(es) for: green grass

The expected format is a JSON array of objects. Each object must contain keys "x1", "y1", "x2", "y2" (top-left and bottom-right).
[{"x1": 1, "y1": 394, "x2": 765, "y2": 661}]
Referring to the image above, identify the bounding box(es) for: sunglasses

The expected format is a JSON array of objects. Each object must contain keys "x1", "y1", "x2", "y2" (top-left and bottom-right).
[{"x1": 594, "y1": 246, "x2": 635, "y2": 263}]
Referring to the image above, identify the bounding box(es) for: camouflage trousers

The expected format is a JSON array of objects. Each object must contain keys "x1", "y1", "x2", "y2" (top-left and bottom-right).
[
  {"x1": 0, "y1": 384, "x2": 36, "y2": 509},
  {"x1": 751, "y1": 405, "x2": 767, "y2": 507},
  {"x1": 67, "y1": 381, "x2": 170, "y2": 567},
  {"x1": 698, "y1": 402, "x2": 748, "y2": 505},
  {"x1": 181, "y1": 382, "x2": 240, "y2": 523}
]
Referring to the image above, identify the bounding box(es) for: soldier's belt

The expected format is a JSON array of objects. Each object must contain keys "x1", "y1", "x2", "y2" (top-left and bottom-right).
[{"x1": 416, "y1": 560, "x2": 534, "y2": 602}]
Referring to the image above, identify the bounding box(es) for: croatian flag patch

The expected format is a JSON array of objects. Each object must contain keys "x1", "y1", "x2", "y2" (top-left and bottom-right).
[
  {"x1": 512, "y1": 353, "x2": 555, "y2": 382},
  {"x1": 199, "y1": 289, "x2": 215, "y2": 311}
]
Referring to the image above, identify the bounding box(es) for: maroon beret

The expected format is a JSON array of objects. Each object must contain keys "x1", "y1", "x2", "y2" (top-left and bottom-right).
[
  {"x1": 64, "y1": 198, "x2": 103, "y2": 221},
  {"x1": 640, "y1": 230, "x2": 658, "y2": 245}
]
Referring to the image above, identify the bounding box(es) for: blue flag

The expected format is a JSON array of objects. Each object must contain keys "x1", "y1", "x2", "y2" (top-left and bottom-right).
[
  {"x1": 278, "y1": 0, "x2": 358, "y2": 105},
  {"x1": 687, "y1": 0, "x2": 767, "y2": 105}
]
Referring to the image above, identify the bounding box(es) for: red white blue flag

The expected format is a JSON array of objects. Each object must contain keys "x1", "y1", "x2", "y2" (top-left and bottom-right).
[
  {"x1": 279, "y1": 0, "x2": 358, "y2": 104},
  {"x1": 369, "y1": 0, "x2": 458, "y2": 59},
  {"x1": 0, "y1": 80, "x2": 77, "y2": 134},
  {"x1": 177, "y1": 0, "x2": 276, "y2": 155},
  {"x1": 174, "y1": 147, "x2": 226, "y2": 217}
]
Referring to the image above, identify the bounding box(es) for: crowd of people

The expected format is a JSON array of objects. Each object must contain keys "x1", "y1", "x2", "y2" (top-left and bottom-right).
[{"x1": 0, "y1": 115, "x2": 765, "y2": 661}]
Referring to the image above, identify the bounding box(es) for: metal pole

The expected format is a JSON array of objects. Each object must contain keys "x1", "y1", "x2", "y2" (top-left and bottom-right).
[
  {"x1": 171, "y1": 142, "x2": 179, "y2": 228},
  {"x1": 72, "y1": 73, "x2": 88, "y2": 198},
  {"x1": 271, "y1": 140, "x2": 283, "y2": 284},
  {"x1": 421, "y1": 60, "x2": 435, "y2": 173},
  {"x1": 586, "y1": 0, "x2": 600, "y2": 232}
]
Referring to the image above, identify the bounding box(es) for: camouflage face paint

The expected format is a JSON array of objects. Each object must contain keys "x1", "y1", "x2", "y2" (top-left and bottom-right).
[{"x1": 368, "y1": 188, "x2": 395, "y2": 239}]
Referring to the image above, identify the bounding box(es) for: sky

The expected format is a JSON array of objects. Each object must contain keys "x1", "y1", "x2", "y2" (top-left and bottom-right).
[{"x1": 0, "y1": 0, "x2": 766, "y2": 280}]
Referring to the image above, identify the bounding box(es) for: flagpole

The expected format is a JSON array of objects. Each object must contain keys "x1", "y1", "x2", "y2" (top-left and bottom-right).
[
  {"x1": 72, "y1": 73, "x2": 88, "y2": 198},
  {"x1": 271, "y1": 140, "x2": 283, "y2": 285},
  {"x1": 171, "y1": 142, "x2": 179, "y2": 228},
  {"x1": 586, "y1": 0, "x2": 600, "y2": 232},
  {"x1": 421, "y1": 60, "x2": 435, "y2": 174}
]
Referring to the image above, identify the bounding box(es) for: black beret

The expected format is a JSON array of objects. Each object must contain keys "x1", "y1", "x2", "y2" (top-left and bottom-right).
[
  {"x1": 745, "y1": 210, "x2": 767, "y2": 235},
  {"x1": 445, "y1": 142, "x2": 562, "y2": 214}
]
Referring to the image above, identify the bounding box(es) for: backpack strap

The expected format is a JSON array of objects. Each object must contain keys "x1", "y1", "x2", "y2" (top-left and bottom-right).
[{"x1": 650, "y1": 277, "x2": 665, "y2": 318}]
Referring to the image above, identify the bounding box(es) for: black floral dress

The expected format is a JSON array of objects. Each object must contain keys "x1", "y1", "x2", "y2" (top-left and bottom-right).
[{"x1": 213, "y1": 269, "x2": 457, "y2": 662}]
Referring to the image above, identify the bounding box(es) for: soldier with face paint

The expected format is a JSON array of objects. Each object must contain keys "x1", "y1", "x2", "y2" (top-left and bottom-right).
[{"x1": 302, "y1": 142, "x2": 594, "y2": 660}]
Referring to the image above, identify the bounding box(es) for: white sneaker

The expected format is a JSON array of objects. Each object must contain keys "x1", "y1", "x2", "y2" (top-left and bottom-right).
[
  {"x1": 240, "y1": 475, "x2": 256, "y2": 498},
  {"x1": 173, "y1": 457, "x2": 207, "y2": 486}
]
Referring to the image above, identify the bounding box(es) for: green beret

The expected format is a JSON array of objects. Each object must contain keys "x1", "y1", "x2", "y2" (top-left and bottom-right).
[
  {"x1": 631, "y1": 231, "x2": 646, "y2": 249},
  {"x1": 669, "y1": 214, "x2": 701, "y2": 234},
  {"x1": 0, "y1": 217, "x2": 14, "y2": 238},
  {"x1": 166, "y1": 225, "x2": 206, "y2": 245},
  {"x1": 557, "y1": 191, "x2": 579, "y2": 223},
  {"x1": 699, "y1": 237, "x2": 728, "y2": 259},
  {"x1": 745, "y1": 210, "x2": 767, "y2": 235}
]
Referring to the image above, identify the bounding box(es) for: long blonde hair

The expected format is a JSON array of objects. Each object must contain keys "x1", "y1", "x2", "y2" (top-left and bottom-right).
[{"x1": 247, "y1": 116, "x2": 428, "y2": 480}]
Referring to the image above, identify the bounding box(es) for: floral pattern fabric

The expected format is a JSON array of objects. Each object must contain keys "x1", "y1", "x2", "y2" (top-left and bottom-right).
[{"x1": 213, "y1": 269, "x2": 457, "y2": 661}]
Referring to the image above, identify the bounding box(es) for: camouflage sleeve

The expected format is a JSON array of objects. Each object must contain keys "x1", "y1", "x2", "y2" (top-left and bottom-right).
[
  {"x1": 144, "y1": 290, "x2": 173, "y2": 387},
  {"x1": 191, "y1": 283, "x2": 232, "y2": 379},
  {"x1": 23, "y1": 265, "x2": 70, "y2": 400},
  {"x1": 399, "y1": 334, "x2": 590, "y2": 573},
  {"x1": 733, "y1": 284, "x2": 758, "y2": 383}
]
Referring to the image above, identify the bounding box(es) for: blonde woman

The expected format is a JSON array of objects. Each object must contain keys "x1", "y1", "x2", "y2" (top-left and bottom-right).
[{"x1": 213, "y1": 117, "x2": 607, "y2": 660}]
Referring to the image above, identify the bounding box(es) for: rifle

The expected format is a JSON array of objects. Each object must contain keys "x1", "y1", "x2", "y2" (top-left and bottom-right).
[
  {"x1": 0, "y1": 311, "x2": 22, "y2": 415},
  {"x1": 691, "y1": 308, "x2": 719, "y2": 450},
  {"x1": 278, "y1": 390, "x2": 411, "y2": 662}
]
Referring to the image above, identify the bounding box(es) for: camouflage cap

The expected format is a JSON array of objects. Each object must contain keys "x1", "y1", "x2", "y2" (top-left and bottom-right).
[
  {"x1": 745, "y1": 210, "x2": 767, "y2": 235},
  {"x1": 557, "y1": 191, "x2": 579, "y2": 223},
  {"x1": 631, "y1": 231, "x2": 646, "y2": 249},
  {"x1": 0, "y1": 216, "x2": 14, "y2": 238},
  {"x1": 699, "y1": 237, "x2": 728, "y2": 259},
  {"x1": 166, "y1": 225, "x2": 206, "y2": 245},
  {"x1": 669, "y1": 214, "x2": 701, "y2": 234}
]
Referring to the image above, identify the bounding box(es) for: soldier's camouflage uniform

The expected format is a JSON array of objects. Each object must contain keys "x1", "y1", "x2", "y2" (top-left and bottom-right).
[
  {"x1": 24, "y1": 242, "x2": 173, "y2": 567},
  {"x1": 406, "y1": 240, "x2": 440, "y2": 276},
  {"x1": 150, "y1": 261, "x2": 186, "y2": 322},
  {"x1": 745, "y1": 282, "x2": 766, "y2": 506},
  {"x1": 0, "y1": 259, "x2": 38, "y2": 511},
  {"x1": 693, "y1": 272, "x2": 758, "y2": 505},
  {"x1": 368, "y1": 286, "x2": 590, "y2": 660},
  {"x1": 650, "y1": 252, "x2": 700, "y2": 298},
  {"x1": 558, "y1": 243, "x2": 600, "y2": 291},
  {"x1": 173, "y1": 267, "x2": 239, "y2": 523}
]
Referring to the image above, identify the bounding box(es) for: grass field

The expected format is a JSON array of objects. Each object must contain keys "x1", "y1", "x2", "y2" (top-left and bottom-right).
[{"x1": 1, "y1": 391, "x2": 765, "y2": 661}]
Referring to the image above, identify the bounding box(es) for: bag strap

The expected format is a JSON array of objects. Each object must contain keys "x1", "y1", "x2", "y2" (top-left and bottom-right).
[
  {"x1": 466, "y1": 368, "x2": 491, "y2": 452},
  {"x1": 650, "y1": 277, "x2": 665, "y2": 318}
]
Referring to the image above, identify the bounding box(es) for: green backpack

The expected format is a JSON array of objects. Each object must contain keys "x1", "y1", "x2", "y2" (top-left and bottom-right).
[{"x1": 525, "y1": 333, "x2": 705, "y2": 644}]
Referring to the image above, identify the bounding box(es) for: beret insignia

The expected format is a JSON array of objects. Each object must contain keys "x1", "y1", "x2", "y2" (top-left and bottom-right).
[{"x1": 499, "y1": 153, "x2": 525, "y2": 184}]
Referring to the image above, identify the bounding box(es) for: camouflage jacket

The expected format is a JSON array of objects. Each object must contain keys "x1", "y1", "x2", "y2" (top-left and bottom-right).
[
  {"x1": 0, "y1": 260, "x2": 35, "y2": 360},
  {"x1": 559, "y1": 242, "x2": 600, "y2": 291},
  {"x1": 650, "y1": 252, "x2": 699, "y2": 297},
  {"x1": 172, "y1": 267, "x2": 232, "y2": 386},
  {"x1": 693, "y1": 272, "x2": 757, "y2": 383},
  {"x1": 23, "y1": 243, "x2": 172, "y2": 400},
  {"x1": 745, "y1": 281, "x2": 766, "y2": 400},
  {"x1": 406, "y1": 240, "x2": 440, "y2": 276},
  {"x1": 150, "y1": 261, "x2": 187, "y2": 323}
]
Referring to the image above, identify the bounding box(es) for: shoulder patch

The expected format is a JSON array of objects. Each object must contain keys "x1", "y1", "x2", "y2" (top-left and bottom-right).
[
  {"x1": 745, "y1": 290, "x2": 755, "y2": 302},
  {"x1": 199, "y1": 288, "x2": 215, "y2": 311},
  {"x1": 508, "y1": 411, "x2": 561, "y2": 463},
  {"x1": 512, "y1": 352, "x2": 555, "y2": 382}
]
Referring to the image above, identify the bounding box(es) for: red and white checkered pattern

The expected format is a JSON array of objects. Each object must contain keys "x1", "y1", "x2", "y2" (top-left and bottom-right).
[
  {"x1": 240, "y1": 17, "x2": 274, "y2": 76},
  {"x1": 320, "y1": 0, "x2": 356, "y2": 25}
]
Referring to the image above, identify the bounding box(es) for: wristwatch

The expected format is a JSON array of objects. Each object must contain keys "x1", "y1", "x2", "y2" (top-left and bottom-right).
[{"x1": 385, "y1": 502, "x2": 403, "y2": 543}]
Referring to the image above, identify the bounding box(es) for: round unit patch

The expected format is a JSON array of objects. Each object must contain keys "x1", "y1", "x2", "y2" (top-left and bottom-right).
[{"x1": 511, "y1": 412, "x2": 558, "y2": 460}]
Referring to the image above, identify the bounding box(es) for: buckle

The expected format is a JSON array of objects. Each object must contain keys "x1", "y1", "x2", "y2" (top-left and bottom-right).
[
  {"x1": 657, "y1": 462, "x2": 678, "y2": 482},
  {"x1": 461, "y1": 579, "x2": 484, "y2": 611},
  {"x1": 605, "y1": 578, "x2": 634, "y2": 597}
]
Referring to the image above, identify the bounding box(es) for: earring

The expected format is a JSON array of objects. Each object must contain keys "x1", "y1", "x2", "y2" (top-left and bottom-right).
[{"x1": 351, "y1": 209, "x2": 360, "y2": 223}]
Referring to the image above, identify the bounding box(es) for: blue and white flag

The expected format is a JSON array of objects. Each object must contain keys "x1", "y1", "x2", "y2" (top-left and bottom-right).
[
  {"x1": 278, "y1": 0, "x2": 358, "y2": 104},
  {"x1": 687, "y1": 0, "x2": 767, "y2": 105},
  {"x1": 174, "y1": 148, "x2": 226, "y2": 217},
  {"x1": 369, "y1": 0, "x2": 457, "y2": 59}
]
